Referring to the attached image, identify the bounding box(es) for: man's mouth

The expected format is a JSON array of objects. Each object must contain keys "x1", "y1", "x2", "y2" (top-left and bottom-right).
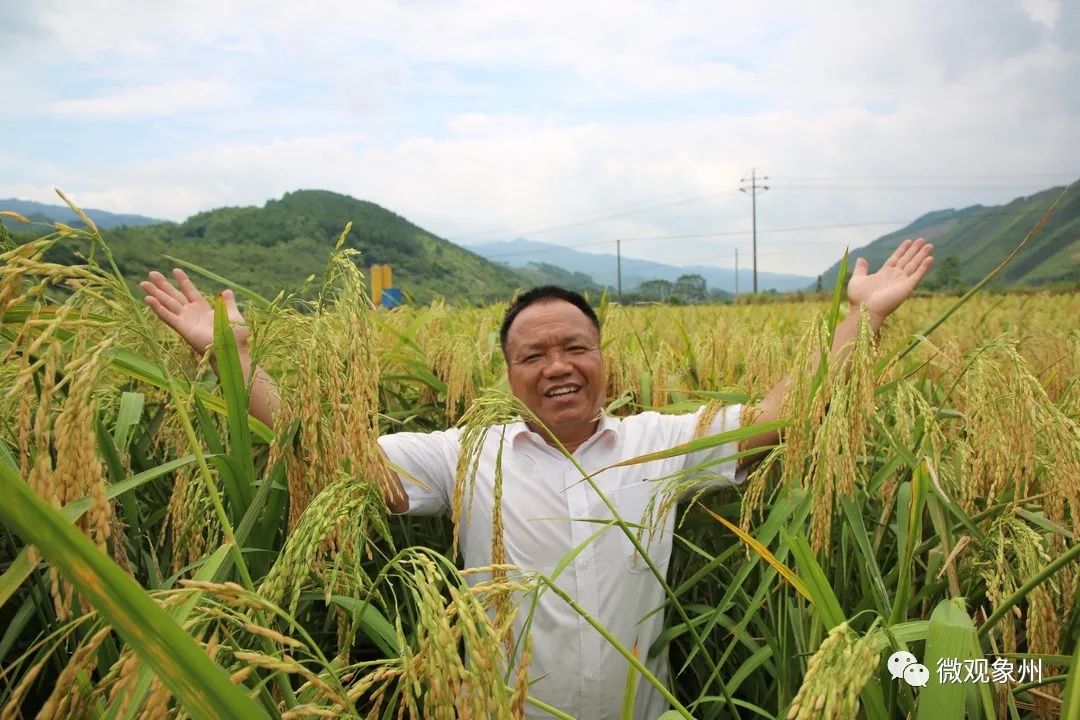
[{"x1": 544, "y1": 384, "x2": 581, "y2": 398}]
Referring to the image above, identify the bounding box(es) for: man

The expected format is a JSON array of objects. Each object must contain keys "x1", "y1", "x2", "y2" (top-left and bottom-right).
[{"x1": 140, "y1": 238, "x2": 933, "y2": 718}]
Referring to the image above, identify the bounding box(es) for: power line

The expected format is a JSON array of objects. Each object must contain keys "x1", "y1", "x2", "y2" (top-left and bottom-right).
[
  {"x1": 451, "y1": 173, "x2": 1074, "y2": 248},
  {"x1": 477, "y1": 219, "x2": 912, "y2": 261},
  {"x1": 479, "y1": 204, "x2": 1049, "y2": 261},
  {"x1": 679, "y1": 248, "x2": 803, "y2": 266},
  {"x1": 773, "y1": 185, "x2": 1067, "y2": 194},
  {"x1": 618, "y1": 219, "x2": 908, "y2": 243},
  {"x1": 769, "y1": 172, "x2": 1078, "y2": 182},
  {"x1": 451, "y1": 188, "x2": 739, "y2": 243}
]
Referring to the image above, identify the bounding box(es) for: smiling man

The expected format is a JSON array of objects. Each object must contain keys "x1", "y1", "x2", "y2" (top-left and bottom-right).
[
  {"x1": 503, "y1": 287, "x2": 606, "y2": 452},
  {"x1": 140, "y1": 238, "x2": 934, "y2": 719}
]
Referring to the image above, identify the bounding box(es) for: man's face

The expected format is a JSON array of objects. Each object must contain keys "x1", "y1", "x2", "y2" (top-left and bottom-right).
[{"x1": 505, "y1": 299, "x2": 605, "y2": 438}]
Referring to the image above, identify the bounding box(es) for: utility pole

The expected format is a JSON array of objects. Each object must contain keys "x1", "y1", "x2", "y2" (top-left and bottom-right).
[
  {"x1": 734, "y1": 248, "x2": 738, "y2": 297},
  {"x1": 616, "y1": 239, "x2": 622, "y2": 299},
  {"x1": 738, "y1": 168, "x2": 769, "y2": 294}
]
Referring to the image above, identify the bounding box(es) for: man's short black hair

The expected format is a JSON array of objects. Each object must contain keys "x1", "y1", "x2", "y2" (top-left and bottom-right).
[{"x1": 500, "y1": 286, "x2": 600, "y2": 359}]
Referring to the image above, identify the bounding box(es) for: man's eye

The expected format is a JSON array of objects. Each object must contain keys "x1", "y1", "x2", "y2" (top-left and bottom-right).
[{"x1": 523, "y1": 354, "x2": 541, "y2": 363}]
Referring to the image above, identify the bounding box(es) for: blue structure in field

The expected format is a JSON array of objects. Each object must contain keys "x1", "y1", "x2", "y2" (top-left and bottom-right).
[
  {"x1": 370, "y1": 264, "x2": 405, "y2": 308},
  {"x1": 381, "y1": 288, "x2": 403, "y2": 308}
]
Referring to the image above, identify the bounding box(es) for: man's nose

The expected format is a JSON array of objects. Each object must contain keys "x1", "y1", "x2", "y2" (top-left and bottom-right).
[{"x1": 542, "y1": 350, "x2": 572, "y2": 376}]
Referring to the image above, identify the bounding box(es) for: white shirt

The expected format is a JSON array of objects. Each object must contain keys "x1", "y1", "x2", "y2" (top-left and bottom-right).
[{"x1": 378, "y1": 404, "x2": 743, "y2": 720}]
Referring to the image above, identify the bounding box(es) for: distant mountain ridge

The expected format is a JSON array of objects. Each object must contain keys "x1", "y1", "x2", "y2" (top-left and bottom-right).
[
  {"x1": 0, "y1": 198, "x2": 166, "y2": 229},
  {"x1": 817, "y1": 184, "x2": 1080, "y2": 289},
  {"x1": 465, "y1": 239, "x2": 815, "y2": 294},
  {"x1": 3, "y1": 191, "x2": 528, "y2": 305},
  {"x1": 7, "y1": 183, "x2": 1075, "y2": 306}
]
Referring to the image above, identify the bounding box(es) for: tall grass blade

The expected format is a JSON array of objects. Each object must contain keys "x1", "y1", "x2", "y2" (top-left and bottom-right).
[
  {"x1": 110, "y1": 544, "x2": 233, "y2": 720},
  {"x1": 212, "y1": 295, "x2": 256, "y2": 513},
  {"x1": 164, "y1": 255, "x2": 271, "y2": 307},
  {"x1": 0, "y1": 456, "x2": 196, "y2": 607},
  {"x1": 704, "y1": 508, "x2": 811, "y2": 601},
  {"x1": 0, "y1": 461, "x2": 269, "y2": 719},
  {"x1": 112, "y1": 391, "x2": 145, "y2": 453},
  {"x1": 604, "y1": 420, "x2": 785, "y2": 468},
  {"x1": 1061, "y1": 640, "x2": 1080, "y2": 720},
  {"x1": 784, "y1": 531, "x2": 844, "y2": 627},
  {"x1": 978, "y1": 541, "x2": 1080, "y2": 639},
  {"x1": 916, "y1": 599, "x2": 979, "y2": 720}
]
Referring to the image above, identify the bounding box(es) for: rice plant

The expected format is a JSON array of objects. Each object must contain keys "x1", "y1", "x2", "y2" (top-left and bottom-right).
[{"x1": 0, "y1": 193, "x2": 1078, "y2": 719}]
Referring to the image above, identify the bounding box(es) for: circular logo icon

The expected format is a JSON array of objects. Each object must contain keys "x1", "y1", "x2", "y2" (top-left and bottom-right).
[
  {"x1": 903, "y1": 663, "x2": 930, "y2": 688},
  {"x1": 887, "y1": 650, "x2": 918, "y2": 680}
]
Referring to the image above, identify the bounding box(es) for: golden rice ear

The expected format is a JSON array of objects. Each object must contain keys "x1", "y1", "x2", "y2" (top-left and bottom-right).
[
  {"x1": 0, "y1": 210, "x2": 31, "y2": 225},
  {"x1": 786, "y1": 622, "x2": 880, "y2": 720},
  {"x1": 30, "y1": 338, "x2": 118, "y2": 619},
  {"x1": 269, "y1": 242, "x2": 389, "y2": 528},
  {"x1": 258, "y1": 474, "x2": 388, "y2": 616},
  {"x1": 452, "y1": 388, "x2": 522, "y2": 559}
]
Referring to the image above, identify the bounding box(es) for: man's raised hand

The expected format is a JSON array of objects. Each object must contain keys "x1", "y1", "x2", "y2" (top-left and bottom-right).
[
  {"x1": 139, "y1": 269, "x2": 248, "y2": 355},
  {"x1": 847, "y1": 238, "x2": 934, "y2": 324}
]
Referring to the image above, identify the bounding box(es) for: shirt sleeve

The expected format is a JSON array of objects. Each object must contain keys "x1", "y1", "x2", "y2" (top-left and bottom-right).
[
  {"x1": 377, "y1": 428, "x2": 461, "y2": 516},
  {"x1": 675, "y1": 403, "x2": 747, "y2": 489}
]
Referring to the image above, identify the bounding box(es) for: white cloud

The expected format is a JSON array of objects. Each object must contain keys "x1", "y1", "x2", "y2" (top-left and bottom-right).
[
  {"x1": 3, "y1": 1, "x2": 1078, "y2": 276},
  {"x1": 46, "y1": 80, "x2": 237, "y2": 118},
  {"x1": 1020, "y1": 0, "x2": 1061, "y2": 28}
]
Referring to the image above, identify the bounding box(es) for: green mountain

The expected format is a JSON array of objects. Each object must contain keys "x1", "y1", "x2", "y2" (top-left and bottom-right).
[
  {"x1": 818, "y1": 184, "x2": 1080, "y2": 290},
  {"x1": 6, "y1": 190, "x2": 529, "y2": 305}
]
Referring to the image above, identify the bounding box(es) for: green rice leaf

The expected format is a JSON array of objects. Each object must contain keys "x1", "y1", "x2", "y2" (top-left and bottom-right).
[
  {"x1": 784, "y1": 531, "x2": 845, "y2": 628},
  {"x1": 109, "y1": 348, "x2": 273, "y2": 443},
  {"x1": 110, "y1": 544, "x2": 234, "y2": 720},
  {"x1": 0, "y1": 456, "x2": 195, "y2": 608},
  {"x1": 164, "y1": 255, "x2": 271, "y2": 307},
  {"x1": 916, "y1": 598, "x2": 979, "y2": 720},
  {"x1": 604, "y1": 419, "x2": 785, "y2": 468},
  {"x1": 112, "y1": 391, "x2": 145, "y2": 452},
  {"x1": 0, "y1": 461, "x2": 269, "y2": 720},
  {"x1": 0, "y1": 595, "x2": 35, "y2": 664},
  {"x1": 1061, "y1": 639, "x2": 1080, "y2": 720},
  {"x1": 212, "y1": 295, "x2": 255, "y2": 515},
  {"x1": 706, "y1": 508, "x2": 812, "y2": 602},
  {"x1": 319, "y1": 594, "x2": 398, "y2": 658}
]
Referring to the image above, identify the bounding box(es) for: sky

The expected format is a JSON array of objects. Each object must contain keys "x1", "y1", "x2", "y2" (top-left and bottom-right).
[{"x1": 2, "y1": 0, "x2": 1078, "y2": 276}]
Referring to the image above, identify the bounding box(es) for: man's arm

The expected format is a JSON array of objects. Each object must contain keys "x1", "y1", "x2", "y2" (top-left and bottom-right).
[
  {"x1": 140, "y1": 268, "x2": 410, "y2": 513},
  {"x1": 738, "y1": 238, "x2": 935, "y2": 465}
]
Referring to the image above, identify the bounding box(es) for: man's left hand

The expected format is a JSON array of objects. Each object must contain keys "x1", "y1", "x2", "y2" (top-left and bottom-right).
[{"x1": 848, "y1": 237, "x2": 935, "y2": 325}]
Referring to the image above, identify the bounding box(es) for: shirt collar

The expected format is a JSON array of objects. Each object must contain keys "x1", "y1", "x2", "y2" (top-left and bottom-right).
[{"x1": 506, "y1": 412, "x2": 620, "y2": 448}]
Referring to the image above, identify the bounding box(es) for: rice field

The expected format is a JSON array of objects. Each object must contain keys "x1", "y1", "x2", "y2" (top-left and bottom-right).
[{"x1": 1, "y1": 206, "x2": 1079, "y2": 719}]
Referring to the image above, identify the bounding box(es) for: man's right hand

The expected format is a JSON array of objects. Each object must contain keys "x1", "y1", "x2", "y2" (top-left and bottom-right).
[
  {"x1": 139, "y1": 269, "x2": 248, "y2": 355},
  {"x1": 140, "y1": 268, "x2": 409, "y2": 513}
]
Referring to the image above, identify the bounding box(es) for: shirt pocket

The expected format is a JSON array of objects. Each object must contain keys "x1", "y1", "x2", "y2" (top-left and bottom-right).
[{"x1": 611, "y1": 481, "x2": 672, "y2": 574}]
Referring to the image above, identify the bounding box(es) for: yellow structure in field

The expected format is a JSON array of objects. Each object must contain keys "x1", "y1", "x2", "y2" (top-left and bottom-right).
[{"x1": 370, "y1": 264, "x2": 393, "y2": 305}]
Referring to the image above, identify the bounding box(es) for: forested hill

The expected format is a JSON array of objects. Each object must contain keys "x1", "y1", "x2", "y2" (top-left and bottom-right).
[
  {"x1": 8, "y1": 190, "x2": 532, "y2": 305},
  {"x1": 818, "y1": 184, "x2": 1080, "y2": 290}
]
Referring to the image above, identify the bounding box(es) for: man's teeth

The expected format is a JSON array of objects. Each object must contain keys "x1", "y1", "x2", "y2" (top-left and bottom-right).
[{"x1": 547, "y1": 386, "x2": 579, "y2": 397}]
